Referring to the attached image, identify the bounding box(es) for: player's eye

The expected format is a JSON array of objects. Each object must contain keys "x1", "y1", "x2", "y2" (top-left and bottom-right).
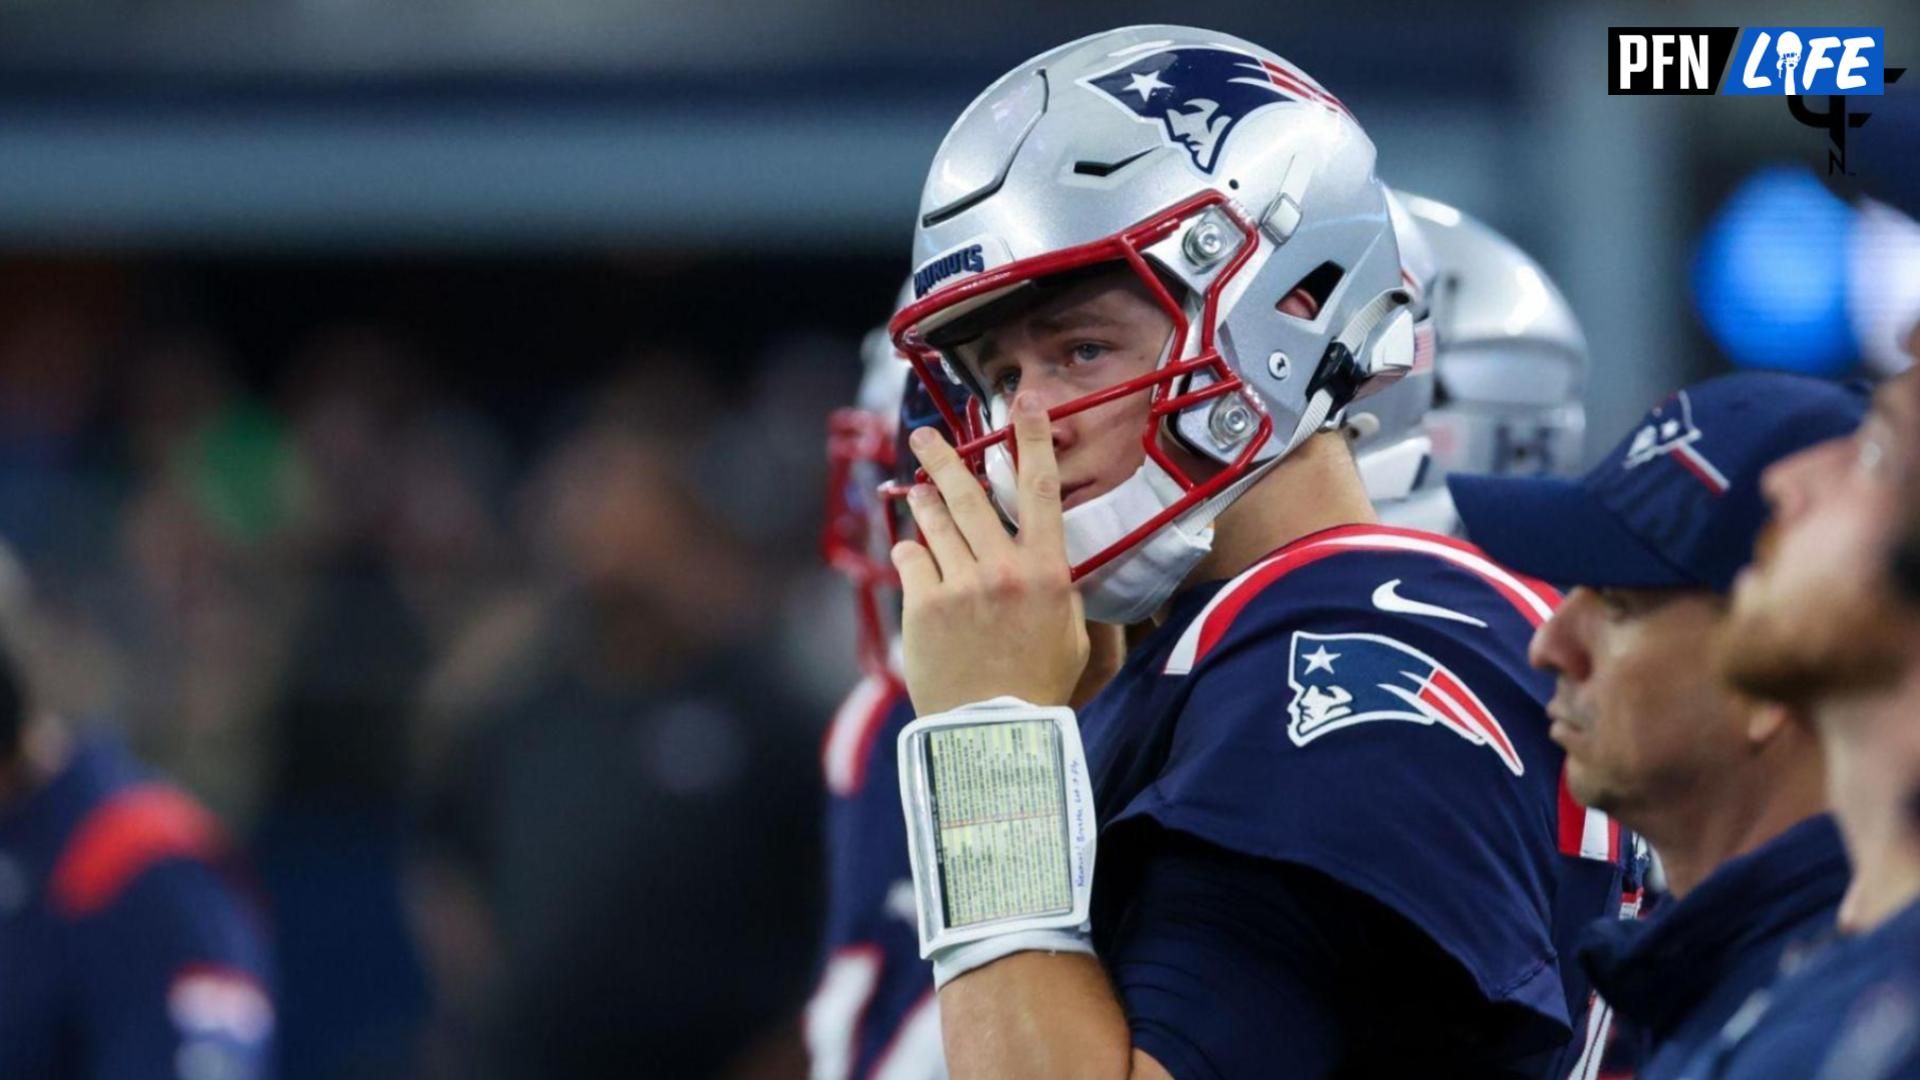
[
  {"x1": 1594, "y1": 588, "x2": 1638, "y2": 619},
  {"x1": 989, "y1": 367, "x2": 1021, "y2": 399},
  {"x1": 1068, "y1": 342, "x2": 1109, "y2": 364}
]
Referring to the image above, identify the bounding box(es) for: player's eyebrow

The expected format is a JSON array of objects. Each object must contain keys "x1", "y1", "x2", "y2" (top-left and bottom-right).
[
  {"x1": 960, "y1": 305, "x2": 1127, "y2": 374},
  {"x1": 1028, "y1": 308, "x2": 1124, "y2": 336}
]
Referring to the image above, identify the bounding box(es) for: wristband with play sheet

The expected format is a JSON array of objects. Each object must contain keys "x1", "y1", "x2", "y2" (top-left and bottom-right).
[{"x1": 896, "y1": 696, "x2": 1097, "y2": 961}]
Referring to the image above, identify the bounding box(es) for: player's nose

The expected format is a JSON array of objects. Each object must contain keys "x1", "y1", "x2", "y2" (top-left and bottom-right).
[
  {"x1": 1017, "y1": 376, "x2": 1078, "y2": 455},
  {"x1": 1529, "y1": 590, "x2": 1594, "y2": 682}
]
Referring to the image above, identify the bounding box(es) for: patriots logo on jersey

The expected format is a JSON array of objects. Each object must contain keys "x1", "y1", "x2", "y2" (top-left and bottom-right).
[
  {"x1": 1285, "y1": 630, "x2": 1525, "y2": 776},
  {"x1": 1081, "y1": 46, "x2": 1339, "y2": 173}
]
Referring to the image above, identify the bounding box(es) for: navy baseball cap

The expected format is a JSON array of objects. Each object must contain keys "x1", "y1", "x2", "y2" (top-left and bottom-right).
[{"x1": 1448, "y1": 372, "x2": 1869, "y2": 593}]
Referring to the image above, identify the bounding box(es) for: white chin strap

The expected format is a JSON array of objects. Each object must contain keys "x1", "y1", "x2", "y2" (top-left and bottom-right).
[{"x1": 986, "y1": 387, "x2": 1337, "y2": 625}]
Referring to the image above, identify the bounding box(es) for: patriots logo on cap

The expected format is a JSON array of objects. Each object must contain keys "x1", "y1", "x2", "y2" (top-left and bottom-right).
[
  {"x1": 1081, "y1": 46, "x2": 1350, "y2": 174},
  {"x1": 1621, "y1": 389, "x2": 1730, "y2": 494},
  {"x1": 1286, "y1": 630, "x2": 1524, "y2": 775}
]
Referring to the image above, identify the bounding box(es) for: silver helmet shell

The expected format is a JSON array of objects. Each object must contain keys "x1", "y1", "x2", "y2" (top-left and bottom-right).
[
  {"x1": 1406, "y1": 193, "x2": 1589, "y2": 480},
  {"x1": 890, "y1": 25, "x2": 1414, "y2": 604}
]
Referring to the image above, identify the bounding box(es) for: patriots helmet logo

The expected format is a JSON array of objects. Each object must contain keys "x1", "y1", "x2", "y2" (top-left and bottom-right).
[
  {"x1": 1286, "y1": 631, "x2": 1524, "y2": 776},
  {"x1": 1081, "y1": 46, "x2": 1346, "y2": 174}
]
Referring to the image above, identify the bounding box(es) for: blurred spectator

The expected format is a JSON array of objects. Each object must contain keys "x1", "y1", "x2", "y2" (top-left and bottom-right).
[
  {"x1": 0, "y1": 251, "x2": 862, "y2": 1077},
  {"x1": 411, "y1": 377, "x2": 824, "y2": 1080},
  {"x1": 0, "y1": 263, "x2": 123, "y2": 581},
  {"x1": 117, "y1": 329, "x2": 304, "y2": 826},
  {"x1": 254, "y1": 329, "x2": 445, "y2": 1080},
  {"x1": 1450, "y1": 373, "x2": 1866, "y2": 1078}
]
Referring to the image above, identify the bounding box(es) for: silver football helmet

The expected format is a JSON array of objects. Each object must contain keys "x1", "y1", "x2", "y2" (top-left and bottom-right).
[
  {"x1": 1408, "y1": 193, "x2": 1588, "y2": 482},
  {"x1": 1356, "y1": 193, "x2": 1589, "y2": 533},
  {"x1": 890, "y1": 25, "x2": 1415, "y2": 622}
]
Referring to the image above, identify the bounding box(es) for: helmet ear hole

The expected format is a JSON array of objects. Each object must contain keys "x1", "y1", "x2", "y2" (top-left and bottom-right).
[
  {"x1": 1276, "y1": 287, "x2": 1319, "y2": 320},
  {"x1": 1279, "y1": 262, "x2": 1345, "y2": 319}
]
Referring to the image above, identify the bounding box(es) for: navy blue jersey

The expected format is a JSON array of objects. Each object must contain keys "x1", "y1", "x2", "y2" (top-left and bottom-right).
[
  {"x1": 0, "y1": 735, "x2": 275, "y2": 1080},
  {"x1": 1671, "y1": 896, "x2": 1920, "y2": 1079},
  {"x1": 1079, "y1": 524, "x2": 1633, "y2": 1078},
  {"x1": 808, "y1": 672, "x2": 945, "y2": 1080},
  {"x1": 1581, "y1": 814, "x2": 1847, "y2": 1080}
]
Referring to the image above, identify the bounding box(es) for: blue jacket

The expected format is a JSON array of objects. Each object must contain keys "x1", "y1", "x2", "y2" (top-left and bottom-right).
[
  {"x1": 1698, "y1": 893, "x2": 1920, "y2": 1078},
  {"x1": 1578, "y1": 813, "x2": 1848, "y2": 1079}
]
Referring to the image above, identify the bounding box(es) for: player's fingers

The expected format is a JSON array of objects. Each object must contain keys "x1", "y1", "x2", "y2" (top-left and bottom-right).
[
  {"x1": 1009, "y1": 392, "x2": 1066, "y2": 557},
  {"x1": 909, "y1": 426, "x2": 1013, "y2": 559},
  {"x1": 906, "y1": 483, "x2": 977, "y2": 580},
  {"x1": 891, "y1": 538, "x2": 941, "y2": 594}
]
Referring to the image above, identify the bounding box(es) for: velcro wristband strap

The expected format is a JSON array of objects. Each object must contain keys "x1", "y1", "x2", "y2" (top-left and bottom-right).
[{"x1": 931, "y1": 926, "x2": 1095, "y2": 990}]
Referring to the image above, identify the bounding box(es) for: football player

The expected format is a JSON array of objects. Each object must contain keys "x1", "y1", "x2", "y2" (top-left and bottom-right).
[
  {"x1": 1449, "y1": 373, "x2": 1865, "y2": 1078},
  {"x1": 814, "y1": 315, "x2": 1130, "y2": 1080},
  {"x1": 809, "y1": 314, "x2": 948, "y2": 1080},
  {"x1": 809, "y1": 193, "x2": 1594, "y2": 1077},
  {"x1": 809, "y1": 195, "x2": 1581, "y2": 1080},
  {"x1": 885, "y1": 25, "x2": 1629, "y2": 1078},
  {"x1": 0, "y1": 549, "x2": 275, "y2": 1079},
  {"x1": 1693, "y1": 366, "x2": 1920, "y2": 1078}
]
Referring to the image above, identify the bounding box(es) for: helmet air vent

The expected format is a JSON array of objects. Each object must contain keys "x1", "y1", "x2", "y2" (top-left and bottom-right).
[{"x1": 921, "y1": 71, "x2": 1050, "y2": 229}]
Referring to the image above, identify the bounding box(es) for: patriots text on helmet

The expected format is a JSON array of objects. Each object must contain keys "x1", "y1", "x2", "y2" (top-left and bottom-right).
[{"x1": 912, "y1": 244, "x2": 987, "y2": 299}]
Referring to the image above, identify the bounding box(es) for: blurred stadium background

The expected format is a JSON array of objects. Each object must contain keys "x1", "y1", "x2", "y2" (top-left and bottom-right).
[{"x1": 0, "y1": 0, "x2": 1913, "y2": 1077}]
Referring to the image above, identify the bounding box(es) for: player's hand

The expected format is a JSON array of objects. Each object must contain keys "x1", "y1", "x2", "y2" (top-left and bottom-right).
[
  {"x1": 894, "y1": 391, "x2": 1090, "y2": 716},
  {"x1": 1070, "y1": 622, "x2": 1126, "y2": 709}
]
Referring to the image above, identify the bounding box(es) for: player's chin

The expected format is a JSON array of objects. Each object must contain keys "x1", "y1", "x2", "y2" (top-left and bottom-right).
[
  {"x1": 1560, "y1": 759, "x2": 1610, "y2": 812},
  {"x1": 1061, "y1": 479, "x2": 1104, "y2": 511}
]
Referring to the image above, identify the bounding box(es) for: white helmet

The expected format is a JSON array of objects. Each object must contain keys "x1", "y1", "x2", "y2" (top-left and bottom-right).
[{"x1": 891, "y1": 25, "x2": 1415, "y2": 622}]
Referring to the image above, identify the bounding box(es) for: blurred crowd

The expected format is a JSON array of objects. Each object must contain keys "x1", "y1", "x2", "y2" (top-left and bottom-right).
[{"x1": 0, "y1": 258, "x2": 871, "y2": 1079}]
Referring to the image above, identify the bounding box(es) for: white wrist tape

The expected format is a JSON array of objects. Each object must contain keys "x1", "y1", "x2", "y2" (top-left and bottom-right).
[{"x1": 897, "y1": 697, "x2": 1098, "y2": 975}]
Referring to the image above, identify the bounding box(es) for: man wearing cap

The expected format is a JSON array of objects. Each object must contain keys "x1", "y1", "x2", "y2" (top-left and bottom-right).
[
  {"x1": 1685, "y1": 365, "x2": 1920, "y2": 1078},
  {"x1": 1447, "y1": 371, "x2": 1867, "y2": 1078}
]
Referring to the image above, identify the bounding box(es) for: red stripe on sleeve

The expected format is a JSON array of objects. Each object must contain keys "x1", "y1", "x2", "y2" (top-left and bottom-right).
[{"x1": 49, "y1": 784, "x2": 226, "y2": 918}]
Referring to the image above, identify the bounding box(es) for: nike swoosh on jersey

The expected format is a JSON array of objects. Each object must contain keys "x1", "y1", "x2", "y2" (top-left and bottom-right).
[{"x1": 1371, "y1": 579, "x2": 1489, "y2": 627}]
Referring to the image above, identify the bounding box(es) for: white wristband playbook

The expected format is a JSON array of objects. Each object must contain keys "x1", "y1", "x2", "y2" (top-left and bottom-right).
[{"x1": 897, "y1": 696, "x2": 1098, "y2": 983}]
